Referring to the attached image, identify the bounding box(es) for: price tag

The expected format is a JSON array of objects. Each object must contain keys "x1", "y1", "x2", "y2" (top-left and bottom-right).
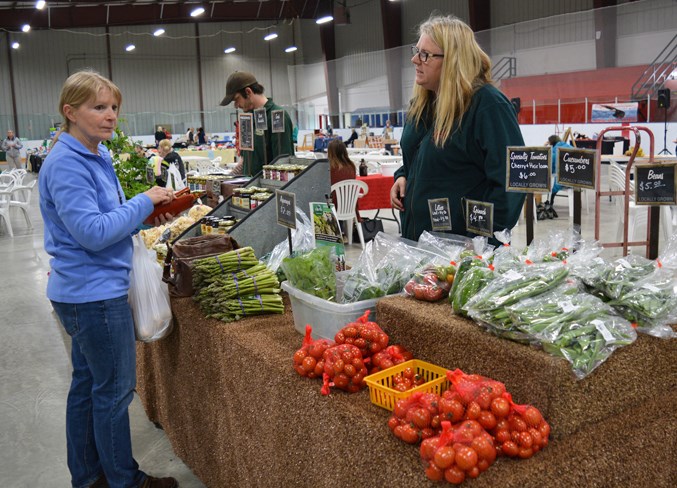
[
  {"x1": 271, "y1": 109, "x2": 285, "y2": 134},
  {"x1": 238, "y1": 113, "x2": 254, "y2": 152},
  {"x1": 592, "y1": 319, "x2": 616, "y2": 342},
  {"x1": 557, "y1": 147, "x2": 596, "y2": 189},
  {"x1": 559, "y1": 300, "x2": 576, "y2": 313},
  {"x1": 254, "y1": 108, "x2": 268, "y2": 131},
  {"x1": 505, "y1": 146, "x2": 551, "y2": 192},
  {"x1": 465, "y1": 199, "x2": 494, "y2": 237},
  {"x1": 145, "y1": 166, "x2": 155, "y2": 185},
  {"x1": 503, "y1": 269, "x2": 523, "y2": 281},
  {"x1": 427, "y1": 198, "x2": 452, "y2": 231},
  {"x1": 634, "y1": 162, "x2": 676, "y2": 205},
  {"x1": 642, "y1": 283, "x2": 661, "y2": 293},
  {"x1": 275, "y1": 189, "x2": 296, "y2": 229}
]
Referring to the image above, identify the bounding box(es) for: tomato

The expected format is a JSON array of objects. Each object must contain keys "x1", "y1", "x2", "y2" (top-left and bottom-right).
[
  {"x1": 518, "y1": 431, "x2": 533, "y2": 449},
  {"x1": 420, "y1": 427, "x2": 435, "y2": 440},
  {"x1": 476, "y1": 392, "x2": 492, "y2": 410},
  {"x1": 444, "y1": 466, "x2": 465, "y2": 485},
  {"x1": 464, "y1": 401, "x2": 481, "y2": 420},
  {"x1": 301, "y1": 356, "x2": 316, "y2": 373},
  {"x1": 501, "y1": 440, "x2": 519, "y2": 457},
  {"x1": 420, "y1": 437, "x2": 440, "y2": 461},
  {"x1": 293, "y1": 365, "x2": 305, "y2": 376},
  {"x1": 528, "y1": 428, "x2": 543, "y2": 448},
  {"x1": 454, "y1": 446, "x2": 478, "y2": 471},
  {"x1": 332, "y1": 358, "x2": 345, "y2": 374},
  {"x1": 425, "y1": 462, "x2": 444, "y2": 481},
  {"x1": 353, "y1": 337, "x2": 367, "y2": 350},
  {"x1": 403, "y1": 367, "x2": 414, "y2": 379},
  {"x1": 491, "y1": 397, "x2": 510, "y2": 419},
  {"x1": 471, "y1": 436, "x2": 496, "y2": 463},
  {"x1": 466, "y1": 466, "x2": 480, "y2": 479},
  {"x1": 393, "y1": 399, "x2": 407, "y2": 418},
  {"x1": 495, "y1": 429, "x2": 511, "y2": 444},
  {"x1": 524, "y1": 406, "x2": 543, "y2": 427},
  {"x1": 518, "y1": 447, "x2": 534, "y2": 459},
  {"x1": 394, "y1": 383, "x2": 408, "y2": 392},
  {"x1": 460, "y1": 420, "x2": 483, "y2": 438},
  {"x1": 334, "y1": 331, "x2": 345, "y2": 344},
  {"x1": 495, "y1": 418, "x2": 509, "y2": 432},
  {"x1": 477, "y1": 410, "x2": 497, "y2": 431},
  {"x1": 477, "y1": 459, "x2": 490, "y2": 472},
  {"x1": 433, "y1": 446, "x2": 456, "y2": 469},
  {"x1": 313, "y1": 361, "x2": 324, "y2": 377},
  {"x1": 510, "y1": 416, "x2": 527, "y2": 432},
  {"x1": 293, "y1": 350, "x2": 306, "y2": 364},
  {"x1": 333, "y1": 373, "x2": 349, "y2": 389},
  {"x1": 539, "y1": 421, "x2": 551, "y2": 440},
  {"x1": 430, "y1": 414, "x2": 441, "y2": 429},
  {"x1": 387, "y1": 416, "x2": 399, "y2": 432},
  {"x1": 342, "y1": 326, "x2": 357, "y2": 338},
  {"x1": 399, "y1": 425, "x2": 420, "y2": 444},
  {"x1": 411, "y1": 408, "x2": 432, "y2": 429}
]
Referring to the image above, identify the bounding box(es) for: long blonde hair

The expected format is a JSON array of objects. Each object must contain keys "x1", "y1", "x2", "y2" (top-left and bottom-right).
[
  {"x1": 408, "y1": 15, "x2": 492, "y2": 147},
  {"x1": 55, "y1": 70, "x2": 121, "y2": 141}
]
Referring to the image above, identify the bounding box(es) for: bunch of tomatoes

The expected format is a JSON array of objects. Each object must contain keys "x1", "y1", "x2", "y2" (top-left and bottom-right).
[
  {"x1": 333, "y1": 310, "x2": 389, "y2": 358},
  {"x1": 368, "y1": 344, "x2": 413, "y2": 375},
  {"x1": 388, "y1": 368, "x2": 550, "y2": 484},
  {"x1": 320, "y1": 343, "x2": 368, "y2": 394},
  {"x1": 403, "y1": 264, "x2": 456, "y2": 302},
  {"x1": 292, "y1": 325, "x2": 335, "y2": 379}
]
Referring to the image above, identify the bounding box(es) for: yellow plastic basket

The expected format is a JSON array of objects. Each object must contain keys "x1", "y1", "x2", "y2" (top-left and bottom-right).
[{"x1": 364, "y1": 359, "x2": 450, "y2": 411}]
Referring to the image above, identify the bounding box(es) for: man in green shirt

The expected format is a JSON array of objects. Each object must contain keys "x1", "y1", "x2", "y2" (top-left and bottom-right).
[{"x1": 220, "y1": 71, "x2": 295, "y2": 176}]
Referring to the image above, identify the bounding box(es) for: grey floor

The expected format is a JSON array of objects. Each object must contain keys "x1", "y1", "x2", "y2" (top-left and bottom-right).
[{"x1": 0, "y1": 166, "x2": 672, "y2": 488}]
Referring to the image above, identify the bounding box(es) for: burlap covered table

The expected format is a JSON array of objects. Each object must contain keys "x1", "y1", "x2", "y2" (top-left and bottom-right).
[{"x1": 136, "y1": 295, "x2": 677, "y2": 487}]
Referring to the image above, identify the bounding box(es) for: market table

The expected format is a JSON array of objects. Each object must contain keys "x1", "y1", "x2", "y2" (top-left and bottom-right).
[
  {"x1": 357, "y1": 174, "x2": 400, "y2": 232},
  {"x1": 177, "y1": 148, "x2": 236, "y2": 165},
  {"x1": 136, "y1": 295, "x2": 676, "y2": 488}
]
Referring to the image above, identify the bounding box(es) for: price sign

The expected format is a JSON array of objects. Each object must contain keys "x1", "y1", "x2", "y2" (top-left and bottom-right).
[
  {"x1": 634, "y1": 162, "x2": 676, "y2": 205},
  {"x1": 254, "y1": 108, "x2": 268, "y2": 131},
  {"x1": 506, "y1": 146, "x2": 551, "y2": 192},
  {"x1": 238, "y1": 113, "x2": 254, "y2": 151},
  {"x1": 557, "y1": 147, "x2": 596, "y2": 189},
  {"x1": 271, "y1": 109, "x2": 285, "y2": 133},
  {"x1": 465, "y1": 199, "x2": 494, "y2": 237},
  {"x1": 427, "y1": 198, "x2": 452, "y2": 231},
  {"x1": 145, "y1": 166, "x2": 155, "y2": 185},
  {"x1": 275, "y1": 189, "x2": 296, "y2": 229}
]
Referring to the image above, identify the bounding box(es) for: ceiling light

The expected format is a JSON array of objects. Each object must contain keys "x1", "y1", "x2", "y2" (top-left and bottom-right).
[
  {"x1": 22, "y1": 24, "x2": 31, "y2": 33},
  {"x1": 224, "y1": 47, "x2": 236, "y2": 54},
  {"x1": 153, "y1": 28, "x2": 165, "y2": 37},
  {"x1": 11, "y1": 42, "x2": 19, "y2": 49},
  {"x1": 125, "y1": 44, "x2": 135, "y2": 52},
  {"x1": 190, "y1": 6, "x2": 205, "y2": 17},
  {"x1": 285, "y1": 46, "x2": 298, "y2": 53},
  {"x1": 36, "y1": 1, "x2": 46, "y2": 10},
  {"x1": 316, "y1": 15, "x2": 333, "y2": 25},
  {"x1": 264, "y1": 33, "x2": 278, "y2": 41}
]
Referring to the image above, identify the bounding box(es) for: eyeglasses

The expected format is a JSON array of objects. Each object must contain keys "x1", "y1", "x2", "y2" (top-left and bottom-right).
[{"x1": 411, "y1": 45, "x2": 444, "y2": 63}]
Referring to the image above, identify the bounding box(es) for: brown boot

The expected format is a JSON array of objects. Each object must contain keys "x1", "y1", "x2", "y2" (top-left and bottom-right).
[{"x1": 138, "y1": 476, "x2": 178, "y2": 488}]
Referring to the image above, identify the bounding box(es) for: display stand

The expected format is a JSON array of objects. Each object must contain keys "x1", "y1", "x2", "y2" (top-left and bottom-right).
[
  {"x1": 594, "y1": 126, "x2": 660, "y2": 258},
  {"x1": 175, "y1": 155, "x2": 330, "y2": 258}
]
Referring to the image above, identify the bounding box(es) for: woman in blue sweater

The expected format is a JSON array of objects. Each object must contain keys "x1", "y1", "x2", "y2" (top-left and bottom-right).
[
  {"x1": 39, "y1": 71, "x2": 178, "y2": 488},
  {"x1": 390, "y1": 15, "x2": 525, "y2": 243}
]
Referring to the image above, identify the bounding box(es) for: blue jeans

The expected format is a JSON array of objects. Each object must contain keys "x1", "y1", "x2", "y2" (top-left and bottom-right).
[{"x1": 52, "y1": 296, "x2": 146, "y2": 488}]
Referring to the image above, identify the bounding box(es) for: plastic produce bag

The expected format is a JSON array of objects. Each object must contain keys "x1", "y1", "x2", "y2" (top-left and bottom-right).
[
  {"x1": 129, "y1": 233, "x2": 173, "y2": 342},
  {"x1": 449, "y1": 259, "x2": 495, "y2": 315},
  {"x1": 416, "y1": 231, "x2": 472, "y2": 262},
  {"x1": 262, "y1": 207, "x2": 315, "y2": 274},
  {"x1": 281, "y1": 246, "x2": 336, "y2": 300}
]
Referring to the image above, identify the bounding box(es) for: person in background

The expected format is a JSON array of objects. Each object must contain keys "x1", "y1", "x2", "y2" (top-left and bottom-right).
[
  {"x1": 186, "y1": 127, "x2": 194, "y2": 145},
  {"x1": 328, "y1": 138, "x2": 360, "y2": 236},
  {"x1": 154, "y1": 126, "x2": 166, "y2": 148},
  {"x1": 345, "y1": 128, "x2": 359, "y2": 148},
  {"x1": 381, "y1": 119, "x2": 393, "y2": 139},
  {"x1": 155, "y1": 139, "x2": 186, "y2": 188},
  {"x1": 134, "y1": 143, "x2": 153, "y2": 160},
  {"x1": 38, "y1": 70, "x2": 178, "y2": 488},
  {"x1": 196, "y1": 127, "x2": 206, "y2": 145},
  {"x1": 546, "y1": 134, "x2": 573, "y2": 206},
  {"x1": 219, "y1": 71, "x2": 294, "y2": 176},
  {"x1": 326, "y1": 125, "x2": 334, "y2": 137},
  {"x1": 390, "y1": 14, "x2": 525, "y2": 243},
  {"x1": 163, "y1": 127, "x2": 171, "y2": 140},
  {"x1": 2, "y1": 129, "x2": 23, "y2": 170}
]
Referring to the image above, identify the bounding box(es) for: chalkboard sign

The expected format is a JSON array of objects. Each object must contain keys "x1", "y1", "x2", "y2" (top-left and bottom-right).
[
  {"x1": 557, "y1": 147, "x2": 596, "y2": 189},
  {"x1": 428, "y1": 198, "x2": 452, "y2": 231},
  {"x1": 254, "y1": 108, "x2": 268, "y2": 131},
  {"x1": 505, "y1": 146, "x2": 551, "y2": 193},
  {"x1": 271, "y1": 110, "x2": 285, "y2": 133},
  {"x1": 275, "y1": 189, "x2": 296, "y2": 229},
  {"x1": 145, "y1": 166, "x2": 155, "y2": 185},
  {"x1": 239, "y1": 113, "x2": 254, "y2": 151},
  {"x1": 465, "y1": 199, "x2": 494, "y2": 237},
  {"x1": 634, "y1": 162, "x2": 677, "y2": 205}
]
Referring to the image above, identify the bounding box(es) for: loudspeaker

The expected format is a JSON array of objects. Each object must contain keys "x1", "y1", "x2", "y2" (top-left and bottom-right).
[
  {"x1": 657, "y1": 88, "x2": 670, "y2": 109},
  {"x1": 511, "y1": 97, "x2": 521, "y2": 114}
]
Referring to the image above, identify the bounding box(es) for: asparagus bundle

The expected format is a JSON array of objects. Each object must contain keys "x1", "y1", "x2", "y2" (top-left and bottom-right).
[
  {"x1": 195, "y1": 264, "x2": 280, "y2": 302},
  {"x1": 204, "y1": 294, "x2": 285, "y2": 322},
  {"x1": 192, "y1": 247, "x2": 259, "y2": 289}
]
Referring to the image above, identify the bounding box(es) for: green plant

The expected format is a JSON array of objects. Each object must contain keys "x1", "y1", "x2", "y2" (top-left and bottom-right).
[{"x1": 104, "y1": 123, "x2": 152, "y2": 199}]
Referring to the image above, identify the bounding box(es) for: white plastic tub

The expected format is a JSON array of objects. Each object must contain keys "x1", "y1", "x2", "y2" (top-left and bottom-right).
[
  {"x1": 379, "y1": 162, "x2": 403, "y2": 177},
  {"x1": 281, "y1": 281, "x2": 380, "y2": 340}
]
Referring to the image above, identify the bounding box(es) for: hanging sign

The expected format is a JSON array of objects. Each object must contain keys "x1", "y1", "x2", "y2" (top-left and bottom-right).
[
  {"x1": 271, "y1": 110, "x2": 285, "y2": 134},
  {"x1": 254, "y1": 108, "x2": 268, "y2": 131},
  {"x1": 238, "y1": 113, "x2": 254, "y2": 152},
  {"x1": 557, "y1": 147, "x2": 596, "y2": 189},
  {"x1": 634, "y1": 162, "x2": 677, "y2": 205},
  {"x1": 465, "y1": 199, "x2": 494, "y2": 237},
  {"x1": 506, "y1": 146, "x2": 551, "y2": 192},
  {"x1": 275, "y1": 189, "x2": 296, "y2": 229},
  {"x1": 428, "y1": 198, "x2": 452, "y2": 231}
]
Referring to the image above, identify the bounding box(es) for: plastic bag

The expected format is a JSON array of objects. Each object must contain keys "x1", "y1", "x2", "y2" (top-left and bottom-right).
[
  {"x1": 280, "y1": 246, "x2": 336, "y2": 300},
  {"x1": 129, "y1": 233, "x2": 173, "y2": 342},
  {"x1": 416, "y1": 231, "x2": 472, "y2": 261},
  {"x1": 292, "y1": 325, "x2": 335, "y2": 378},
  {"x1": 449, "y1": 261, "x2": 495, "y2": 315},
  {"x1": 262, "y1": 207, "x2": 315, "y2": 273},
  {"x1": 403, "y1": 261, "x2": 456, "y2": 302}
]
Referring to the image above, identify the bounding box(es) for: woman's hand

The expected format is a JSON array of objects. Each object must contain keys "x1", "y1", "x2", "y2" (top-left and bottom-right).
[
  {"x1": 144, "y1": 186, "x2": 175, "y2": 206},
  {"x1": 390, "y1": 176, "x2": 406, "y2": 211}
]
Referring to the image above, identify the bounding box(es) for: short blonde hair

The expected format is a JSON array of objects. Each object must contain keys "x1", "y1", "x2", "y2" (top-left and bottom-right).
[
  {"x1": 58, "y1": 70, "x2": 121, "y2": 134},
  {"x1": 158, "y1": 139, "x2": 172, "y2": 152}
]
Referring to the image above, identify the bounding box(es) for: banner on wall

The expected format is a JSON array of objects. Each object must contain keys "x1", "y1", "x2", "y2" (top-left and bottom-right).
[{"x1": 590, "y1": 102, "x2": 638, "y2": 123}]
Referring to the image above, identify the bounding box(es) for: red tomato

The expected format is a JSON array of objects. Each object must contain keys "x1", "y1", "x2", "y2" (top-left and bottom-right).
[
  {"x1": 343, "y1": 363, "x2": 356, "y2": 377},
  {"x1": 444, "y1": 466, "x2": 465, "y2": 485},
  {"x1": 466, "y1": 466, "x2": 480, "y2": 479},
  {"x1": 471, "y1": 436, "x2": 496, "y2": 463},
  {"x1": 302, "y1": 356, "x2": 316, "y2": 373},
  {"x1": 433, "y1": 446, "x2": 455, "y2": 469},
  {"x1": 343, "y1": 326, "x2": 357, "y2": 338},
  {"x1": 518, "y1": 431, "x2": 534, "y2": 448},
  {"x1": 454, "y1": 446, "x2": 478, "y2": 471},
  {"x1": 510, "y1": 416, "x2": 528, "y2": 432},
  {"x1": 403, "y1": 367, "x2": 414, "y2": 379},
  {"x1": 420, "y1": 437, "x2": 440, "y2": 461},
  {"x1": 293, "y1": 350, "x2": 306, "y2": 364},
  {"x1": 501, "y1": 440, "x2": 519, "y2": 457},
  {"x1": 490, "y1": 397, "x2": 510, "y2": 419},
  {"x1": 411, "y1": 408, "x2": 432, "y2": 429},
  {"x1": 399, "y1": 425, "x2": 420, "y2": 444},
  {"x1": 518, "y1": 447, "x2": 534, "y2": 459},
  {"x1": 495, "y1": 429, "x2": 511, "y2": 444},
  {"x1": 425, "y1": 462, "x2": 444, "y2": 481},
  {"x1": 524, "y1": 406, "x2": 543, "y2": 427},
  {"x1": 477, "y1": 410, "x2": 497, "y2": 431},
  {"x1": 387, "y1": 416, "x2": 399, "y2": 432},
  {"x1": 464, "y1": 401, "x2": 481, "y2": 421}
]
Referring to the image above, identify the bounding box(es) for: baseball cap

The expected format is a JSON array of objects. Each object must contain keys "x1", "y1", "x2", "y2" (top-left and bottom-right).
[{"x1": 220, "y1": 71, "x2": 258, "y2": 106}]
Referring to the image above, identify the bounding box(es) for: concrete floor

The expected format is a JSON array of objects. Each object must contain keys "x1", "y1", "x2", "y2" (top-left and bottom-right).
[{"x1": 0, "y1": 167, "x2": 671, "y2": 487}]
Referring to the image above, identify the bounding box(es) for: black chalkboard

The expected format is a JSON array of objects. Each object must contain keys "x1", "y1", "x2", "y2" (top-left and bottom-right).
[
  {"x1": 634, "y1": 163, "x2": 676, "y2": 205},
  {"x1": 271, "y1": 110, "x2": 285, "y2": 133},
  {"x1": 557, "y1": 147, "x2": 596, "y2": 189},
  {"x1": 428, "y1": 198, "x2": 452, "y2": 231},
  {"x1": 254, "y1": 108, "x2": 267, "y2": 131},
  {"x1": 275, "y1": 190, "x2": 296, "y2": 229},
  {"x1": 239, "y1": 113, "x2": 254, "y2": 151},
  {"x1": 465, "y1": 199, "x2": 494, "y2": 237},
  {"x1": 505, "y1": 146, "x2": 551, "y2": 193}
]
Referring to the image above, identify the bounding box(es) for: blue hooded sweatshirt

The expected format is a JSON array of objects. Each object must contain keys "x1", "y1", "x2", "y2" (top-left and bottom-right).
[{"x1": 39, "y1": 132, "x2": 154, "y2": 303}]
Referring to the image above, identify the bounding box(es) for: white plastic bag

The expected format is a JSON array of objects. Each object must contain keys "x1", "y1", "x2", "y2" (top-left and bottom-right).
[
  {"x1": 165, "y1": 163, "x2": 186, "y2": 191},
  {"x1": 129, "y1": 233, "x2": 173, "y2": 342}
]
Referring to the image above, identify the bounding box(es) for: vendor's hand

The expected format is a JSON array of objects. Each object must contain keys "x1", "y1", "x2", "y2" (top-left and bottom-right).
[
  {"x1": 390, "y1": 176, "x2": 406, "y2": 211},
  {"x1": 144, "y1": 186, "x2": 175, "y2": 206},
  {"x1": 152, "y1": 212, "x2": 175, "y2": 227}
]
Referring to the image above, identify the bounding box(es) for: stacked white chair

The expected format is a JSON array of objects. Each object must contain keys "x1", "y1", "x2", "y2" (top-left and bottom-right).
[
  {"x1": 8, "y1": 179, "x2": 36, "y2": 229},
  {"x1": 330, "y1": 179, "x2": 369, "y2": 249}
]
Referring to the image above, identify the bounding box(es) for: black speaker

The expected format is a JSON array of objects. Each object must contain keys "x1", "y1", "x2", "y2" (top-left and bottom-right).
[
  {"x1": 657, "y1": 88, "x2": 670, "y2": 109},
  {"x1": 511, "y1": 97, "x2": 521, "y2": 114}
]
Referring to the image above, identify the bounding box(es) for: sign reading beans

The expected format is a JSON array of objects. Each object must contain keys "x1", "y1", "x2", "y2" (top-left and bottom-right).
[{"x1": 634, "y1": 162, "x2": 676, "y2": 205}]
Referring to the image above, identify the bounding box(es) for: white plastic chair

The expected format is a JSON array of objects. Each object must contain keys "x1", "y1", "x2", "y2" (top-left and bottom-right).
[
  {"x1": 8, "y1": 179, "x2": 35, "y2": 228},
  {"x1": 331, "y1": 179, "x2": 369, "y2": 249},
  {"x1": 0, "y1": 173, "x2": 17, "y2": 190},
  {"x1": 0, "y1": 188, "x2": 14, "y2": 237}
]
